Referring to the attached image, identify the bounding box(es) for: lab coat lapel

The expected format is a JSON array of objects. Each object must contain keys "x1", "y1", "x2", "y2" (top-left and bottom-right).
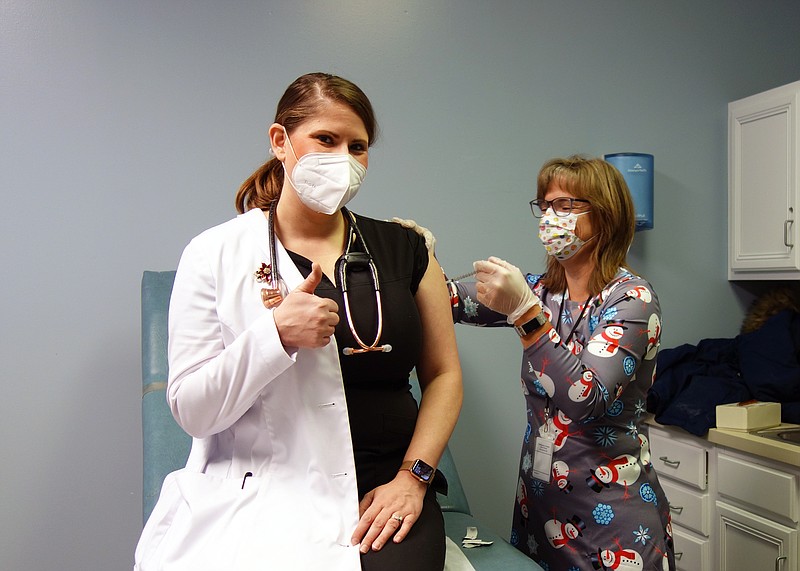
[{"x1": 240, "y1": 207, "x2": 304, "y2": 293}]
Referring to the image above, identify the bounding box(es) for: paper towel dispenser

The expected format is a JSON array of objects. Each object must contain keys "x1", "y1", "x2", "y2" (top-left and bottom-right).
[{"x1": 604, "y1": 152, "x2": 654, "y2": 231}]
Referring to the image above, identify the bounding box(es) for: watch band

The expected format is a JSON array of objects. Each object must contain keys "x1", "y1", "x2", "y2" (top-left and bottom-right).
[{"x1": 514, "y1": 311, "x2": 548, "y2": 337}]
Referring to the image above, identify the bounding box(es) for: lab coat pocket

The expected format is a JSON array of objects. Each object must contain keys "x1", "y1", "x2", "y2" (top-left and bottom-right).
[{"x1": 134, "y1": 470, "x2": 264, "y2": 571}]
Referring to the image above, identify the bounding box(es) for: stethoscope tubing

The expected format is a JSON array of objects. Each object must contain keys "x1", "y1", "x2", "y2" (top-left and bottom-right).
[
  {"x1": 267, "y1": 202, "x2": 390, "y2": 355},
  {"x1": 338, "y1": 209, "x2": 391, "y2": 355}
]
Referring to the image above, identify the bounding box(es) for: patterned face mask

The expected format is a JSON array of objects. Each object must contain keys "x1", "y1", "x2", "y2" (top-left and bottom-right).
[{"x1": 538, "y1": 209, "x2": 591, "y2": 260}]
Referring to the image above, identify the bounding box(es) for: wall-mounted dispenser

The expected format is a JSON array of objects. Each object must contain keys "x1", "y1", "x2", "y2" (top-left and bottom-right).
[{"x1": 604, "y1": 152, "x2": 654, "y2": 231}]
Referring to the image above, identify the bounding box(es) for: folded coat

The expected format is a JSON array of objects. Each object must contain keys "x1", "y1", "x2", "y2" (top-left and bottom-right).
[{"x1": 648, "y1": 309, "x2": 800, "y2": 435}]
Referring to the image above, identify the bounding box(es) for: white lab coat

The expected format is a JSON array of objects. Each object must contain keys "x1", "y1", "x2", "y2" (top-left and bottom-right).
[{"x1": 134, "y1": 209, "x2": 361, "y2": 570}]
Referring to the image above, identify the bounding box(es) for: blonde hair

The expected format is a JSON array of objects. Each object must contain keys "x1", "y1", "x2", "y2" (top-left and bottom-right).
[
  {"x1": 536, "y1": 155, "x2": 636, "y2": 295},
  {"x1": 235, "y1": 73, "x2": 378, "y2": 213}
]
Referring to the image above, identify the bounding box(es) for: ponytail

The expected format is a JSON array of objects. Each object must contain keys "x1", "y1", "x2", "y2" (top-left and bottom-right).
[{"x1": 235, "y1": 157, "x2": 284, "y2": 213}]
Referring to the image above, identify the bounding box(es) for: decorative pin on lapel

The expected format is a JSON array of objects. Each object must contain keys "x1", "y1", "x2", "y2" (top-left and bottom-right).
[{"x1": 254, "y1": 262, "x2": 273, "y2": 283}]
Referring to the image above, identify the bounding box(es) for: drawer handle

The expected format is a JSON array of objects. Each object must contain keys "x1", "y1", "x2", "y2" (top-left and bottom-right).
[
  {"x1": 776, "y1": 555, "x2": 787, "y2": 571},
  {"x1": 784, "y1": 220, "x2": 794, "y2": 248},
  {"x1": 675, "y1": 551, "x2": 683, "y2": 560},
  {"x1": 659, "y1": 455, "x2": 681, "y2": 468},
  {"x1": 669, "y1": 503, "x2": 684, "y2": 514}
]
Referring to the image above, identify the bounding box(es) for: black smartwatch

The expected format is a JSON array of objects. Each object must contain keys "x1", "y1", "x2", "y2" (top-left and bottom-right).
[
  {"x1": 514, "y1": 311, "x2": 548, "y2": 337},
  {"x1": 399, "y1": 459, "x2": 436, "y2": 485}
]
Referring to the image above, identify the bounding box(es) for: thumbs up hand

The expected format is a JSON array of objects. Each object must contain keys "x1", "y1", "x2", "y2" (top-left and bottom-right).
[{"x1": 273, "y1": 263, "x2": 340, "y2": 349}]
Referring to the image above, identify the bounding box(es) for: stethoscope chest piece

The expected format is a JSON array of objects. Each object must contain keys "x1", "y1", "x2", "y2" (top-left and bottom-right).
[{"x1": 260, "y1": 287, "x2": 284, "y2": 309}]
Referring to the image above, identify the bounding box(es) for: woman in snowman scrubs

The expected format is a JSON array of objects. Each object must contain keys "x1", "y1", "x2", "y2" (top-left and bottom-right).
[
  {"x1": 405, "y1": 155, "x2": 673, "y2": 570},
  {"x1": 134, "y1": 73, "x2": 462, "y2": 571}
]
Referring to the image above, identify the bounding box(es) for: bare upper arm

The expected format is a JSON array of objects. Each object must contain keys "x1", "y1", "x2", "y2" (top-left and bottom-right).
[{"x1": 414, "y1": 251, "x2": 462, "y2": 387}]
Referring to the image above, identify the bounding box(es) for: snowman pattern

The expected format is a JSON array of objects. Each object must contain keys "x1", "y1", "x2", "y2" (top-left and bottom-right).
[
  {"x1": 637, "y1": 433, "x2": 652, "y2": 470},
  {"x1": 568, "y1": 369, "x2": 596, "y2": 402},
  {"x1": 545, "y1": 409, "x2": 575, "y2": 451},
  {"x1": 586, "y1": 454, "x2": 642, "y2": 493},
  {"x1": 625, "y1": 285, "x2": 651, "y2": 303},
  {"x1": 645, "y1": 312, "x2": 661, "y2": 361},
  {"x1": 552, "y1": 460, "x2": 573, "y2": 493},
  {"x1": 591, "y1": 546, "x2": 644, "y2": 570},
  {"x1": 544, "y1": 515, "x2": 586, "y2": 549},
  {"x1": 507, "y1": 271, "x2": 673, "y2": 569},
  {"x1": 516, "y1": 476, "x2": 529, "y2": 521},
  {"x1": 587, "y1": 321, "x2": 627, "y2": 358}
]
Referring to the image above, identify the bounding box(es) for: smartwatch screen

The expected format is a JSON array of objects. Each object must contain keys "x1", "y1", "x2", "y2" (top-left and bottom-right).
[{"x1": 413, "y1": 460, "x2": 435, "y2": 482}]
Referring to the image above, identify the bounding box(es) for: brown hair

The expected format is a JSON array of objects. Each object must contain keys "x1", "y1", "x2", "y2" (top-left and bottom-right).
[
  {"x1": 536, "y1": 155, "x2": 636, "y2": 296},
  {"x1": 235, "y1": 73, "x2": 379, "y2": 213}
]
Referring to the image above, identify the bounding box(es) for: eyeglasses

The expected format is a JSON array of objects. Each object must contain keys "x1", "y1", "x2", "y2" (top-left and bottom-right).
[{"x1": 529, "y1": 197, "x2": 591, "y2": 218}]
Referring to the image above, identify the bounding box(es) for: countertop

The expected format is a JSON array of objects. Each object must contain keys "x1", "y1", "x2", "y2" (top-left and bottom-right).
[{"x1": 708, "y1": 424, "x2": 800, "y2": 468}]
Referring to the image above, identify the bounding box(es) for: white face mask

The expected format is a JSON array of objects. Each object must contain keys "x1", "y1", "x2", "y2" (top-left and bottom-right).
[
  {"x1": 538, "y1": 210, "x2": 590, "y2": 260},
  {"x1": 283, "y1": 130, "x2": 367, "y2": 215}
]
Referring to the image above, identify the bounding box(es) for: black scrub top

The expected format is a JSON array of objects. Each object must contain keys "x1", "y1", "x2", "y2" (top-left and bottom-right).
[{"x1": 287, "y1": 212, "x2": 430, "y2": 496}]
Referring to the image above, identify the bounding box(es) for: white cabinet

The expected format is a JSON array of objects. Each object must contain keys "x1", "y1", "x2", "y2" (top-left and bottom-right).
[
  {"x1": 717, "y1": 502, "x2": 797, "y2": 571},
  {"x1": 728, "y1": 80, "x2": 800, "y2": 280},
  {"x1": 649, "y1": 425, "x2": 712, "y2": 571},
  {"x1": 650, "y1": 424, "x2": 800, "y2": 570},
  {"x1": 714, "y1": 448, "x2": 799, "y2": 571}
]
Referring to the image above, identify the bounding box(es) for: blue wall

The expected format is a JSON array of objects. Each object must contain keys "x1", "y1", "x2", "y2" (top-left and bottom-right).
[{"x1": 2, "y1": 1, "x2": 799, "y2": 568}]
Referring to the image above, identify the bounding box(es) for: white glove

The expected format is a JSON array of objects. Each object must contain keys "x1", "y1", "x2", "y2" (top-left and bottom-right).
[
  {"x1": 391, "y1": 217, "x2": 436, "y2": 254},
  {"x1": 473, "y1": 256, "x2": 540, "y2": 323}
]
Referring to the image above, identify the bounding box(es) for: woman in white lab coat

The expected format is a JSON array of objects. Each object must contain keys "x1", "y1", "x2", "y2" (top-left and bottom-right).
[{"x1": 134, "y1": 72, "x2": 463, "y2": 571}]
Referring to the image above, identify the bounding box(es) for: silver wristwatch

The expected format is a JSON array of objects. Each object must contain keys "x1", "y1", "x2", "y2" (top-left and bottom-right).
[{"x1": 514, "y1": 312, "x2": 548, "y2": 337}]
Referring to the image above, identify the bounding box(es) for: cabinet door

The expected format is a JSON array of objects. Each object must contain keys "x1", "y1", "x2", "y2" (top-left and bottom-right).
[
  {"x1": 728, "y1": 81, "x2": 800, "y2": 279},
  {"x1": 717, "y1": 501, "x2": 797, "y2": 571}
]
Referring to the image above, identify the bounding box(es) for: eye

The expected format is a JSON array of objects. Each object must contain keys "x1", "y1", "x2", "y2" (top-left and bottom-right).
[
  {"x1": 349, "y1": 142, "x2": 367, "y2": 154},
  {"x1": 316, "y1": 134, "x2": 334, "y2": 145},
  {"x1": 552, "y1": 198, "x2": 573, "y2": 215}
]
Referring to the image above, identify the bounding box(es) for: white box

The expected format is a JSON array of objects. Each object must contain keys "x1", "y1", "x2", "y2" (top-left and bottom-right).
[{"x1": 715, "y1": 401, "x2": 781, "y2": 431}]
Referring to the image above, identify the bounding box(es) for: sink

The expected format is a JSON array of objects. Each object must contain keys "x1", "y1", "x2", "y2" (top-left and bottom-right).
[{"x1": 756, "y1": 427, "x2": 800, "y2": 446}]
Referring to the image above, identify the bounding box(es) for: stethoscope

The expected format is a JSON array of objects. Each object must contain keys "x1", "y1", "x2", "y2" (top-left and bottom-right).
[{"x1": 267, "y1": 201, "x2": 391, "y2": 356}]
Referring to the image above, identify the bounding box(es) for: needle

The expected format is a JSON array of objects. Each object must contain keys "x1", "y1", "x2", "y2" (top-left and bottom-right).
[{"x1": 450, "y1": 270, "x2": 477, "y2": 281}]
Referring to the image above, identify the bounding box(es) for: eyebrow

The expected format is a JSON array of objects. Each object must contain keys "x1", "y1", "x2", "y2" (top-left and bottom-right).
[{"x1": 312, "y1": 129, "x2": 368, "y2": 146}]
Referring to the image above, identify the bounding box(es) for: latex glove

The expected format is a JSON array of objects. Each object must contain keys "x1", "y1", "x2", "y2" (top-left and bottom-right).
[
  {"x1": 473, "y1": 256, "x2": 540, "y2": 323},
  {"x1": 391, "y1": 217, "x2": 436, "y2": 254}
]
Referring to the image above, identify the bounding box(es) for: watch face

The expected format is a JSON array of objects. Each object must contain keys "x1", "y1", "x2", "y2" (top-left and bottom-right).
[{"x1": 412, "y1": 460, "x2": 435, "y2": 482}]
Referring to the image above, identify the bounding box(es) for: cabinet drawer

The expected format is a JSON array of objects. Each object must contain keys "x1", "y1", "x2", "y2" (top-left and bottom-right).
[
  {"x1": 661, "y1": 479, "x2": 710, "y2": 536},
  {"x1": 673, "y1": 526, "x2": 711, "y2": 571},
  {"x1": 717, "y1": 452, "x2": 799, "y2": 523},
  {"x1": 649, "y1": 429, "x2": 707, "y2": 490}
]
